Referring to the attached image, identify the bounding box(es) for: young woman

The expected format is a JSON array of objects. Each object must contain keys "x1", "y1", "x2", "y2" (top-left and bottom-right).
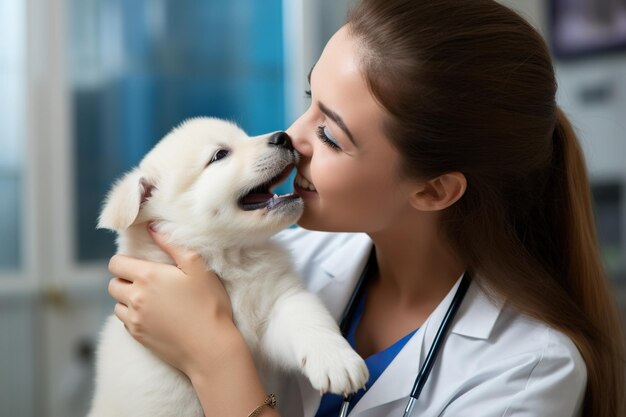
[{"x1": 106, "y1": 0, "x2": 625, "y2": 416}]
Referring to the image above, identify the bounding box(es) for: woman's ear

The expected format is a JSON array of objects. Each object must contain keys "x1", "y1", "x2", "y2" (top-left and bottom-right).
[{"x1": 408, "y1": 172, "x2": 467, "y2": 212}]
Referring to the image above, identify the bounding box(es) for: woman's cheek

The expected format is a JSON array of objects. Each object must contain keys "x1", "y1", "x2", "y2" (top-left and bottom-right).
[
  {"x1": 322, "y1": 173, "x2": 369, "y2": 212},
  {"x1": 311, "y1": 157, "x2": 343, "y2": 194},
  {"x1": 315, "y1": 157, "x2": 352, "y2": 192}
]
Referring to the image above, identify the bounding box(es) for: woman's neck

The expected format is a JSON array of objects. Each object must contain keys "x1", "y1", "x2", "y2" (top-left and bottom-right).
[{"x1": 367, "y1": 213, "x2": 465, "y2": 310}]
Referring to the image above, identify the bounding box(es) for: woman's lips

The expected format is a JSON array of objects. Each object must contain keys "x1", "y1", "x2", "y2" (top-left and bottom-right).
[{"x1": 294, "y1": 172, "x2": 317, "y2": 197}]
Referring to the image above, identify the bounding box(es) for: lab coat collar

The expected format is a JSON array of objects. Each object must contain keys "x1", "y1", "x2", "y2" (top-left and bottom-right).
[
  {"x1": 349, "y1": 275, "x2": 504, "y2": 415},
  {"x1": 312, "y1": 233, "x2": 373, "y2": 322},
  {"x1": 318, "y1": 236, "x2": 503, "y2": 339},
  {"x1": 297, "y1": 235, "x2": 504, "y2": 417},
  {"x1": 319, "y1": 233, "x2": 372, "y2": 282}
]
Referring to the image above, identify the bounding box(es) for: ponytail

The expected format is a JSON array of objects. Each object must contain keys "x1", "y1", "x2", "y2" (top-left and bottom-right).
[{"x1": 549, "y1": 107, "x2": 625, "y2": 417}]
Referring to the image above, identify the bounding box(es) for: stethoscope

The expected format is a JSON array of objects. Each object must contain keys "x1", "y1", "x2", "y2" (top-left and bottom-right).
[{"x1": 337, "y1": 249, "x2": 471, "y2": 417}]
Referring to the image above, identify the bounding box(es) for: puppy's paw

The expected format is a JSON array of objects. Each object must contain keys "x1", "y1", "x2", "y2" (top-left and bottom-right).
[{"x1": 300, "y1": 336, "x2": 369, "y2": 396}]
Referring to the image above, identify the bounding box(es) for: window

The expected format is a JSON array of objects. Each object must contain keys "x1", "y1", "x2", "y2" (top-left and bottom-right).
[
  {"x1": 68, "y1": 0, "x2": 285, "y2": 261},
  {"x1": 0, "y1": 0, "x2": 26, "y2": 271}
]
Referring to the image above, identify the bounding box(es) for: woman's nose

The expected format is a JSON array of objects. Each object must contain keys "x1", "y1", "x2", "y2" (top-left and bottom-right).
[{"x1": 286, "y1": 117, "x2": 313, "y2": 157}]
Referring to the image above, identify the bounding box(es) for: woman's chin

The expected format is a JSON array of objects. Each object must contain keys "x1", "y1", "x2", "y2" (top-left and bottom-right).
[
  {"x1": 295, "y1": 208, "x2": 328, "y2": 231},
  {"x1": 295, "y1": 211, "x2": 347, "y2": 233}
]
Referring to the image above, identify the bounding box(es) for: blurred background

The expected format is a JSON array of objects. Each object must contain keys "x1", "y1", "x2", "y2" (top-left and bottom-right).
[{"x1": 0, "y1": 0, "x2": 625, "y2": 415}]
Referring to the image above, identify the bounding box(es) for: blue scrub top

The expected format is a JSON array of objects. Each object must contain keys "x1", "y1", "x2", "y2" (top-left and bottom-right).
[{"x1": 314, "y1": 288, "x2": 418, "y2": 417}]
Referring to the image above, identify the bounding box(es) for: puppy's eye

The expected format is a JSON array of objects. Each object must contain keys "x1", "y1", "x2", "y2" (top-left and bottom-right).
[{"x1": 208, "y1": 149, "x2": 230, "y2": 166}]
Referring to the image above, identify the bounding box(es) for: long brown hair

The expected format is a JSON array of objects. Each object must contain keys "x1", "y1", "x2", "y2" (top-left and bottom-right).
[{"x1": 347, "y1": 0, "x2": 625, "y2": 415}]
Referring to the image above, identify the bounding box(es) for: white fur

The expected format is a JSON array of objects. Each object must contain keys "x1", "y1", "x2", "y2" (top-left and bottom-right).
[{"x1": 88, "y1": 117, "x2": 368, "y2": 417}]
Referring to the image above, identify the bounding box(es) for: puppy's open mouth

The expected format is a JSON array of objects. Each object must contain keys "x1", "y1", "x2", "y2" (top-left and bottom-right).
[{"x1": 238, "y1": 164, "x2": 302, "y2": 211}]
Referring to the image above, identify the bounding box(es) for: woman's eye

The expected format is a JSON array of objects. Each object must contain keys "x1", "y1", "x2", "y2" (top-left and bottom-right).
[
  {"x1": 316, "y1": 125, "x2": 341, "y2": 151},
  {"x1": 305, "y1": 89, "x2": 311, "y2": 98},
  {"x1": 208, "y1": 149, "x2": 230, "y2": 165}
]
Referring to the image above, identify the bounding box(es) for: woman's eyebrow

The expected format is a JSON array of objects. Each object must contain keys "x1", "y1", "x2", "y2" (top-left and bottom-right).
[{"x1": 307, "y1": 64, "x2": 358, "y2": 148}]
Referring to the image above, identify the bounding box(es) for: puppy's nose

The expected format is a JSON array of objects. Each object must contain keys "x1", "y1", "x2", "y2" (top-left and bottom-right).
[{"x1": 268, "y1": 131, "x2": 293, "y2": 150}]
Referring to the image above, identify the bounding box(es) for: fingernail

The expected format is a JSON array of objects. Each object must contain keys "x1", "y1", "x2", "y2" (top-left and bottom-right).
[{"x1": 148, "y1": 222, "x2": 157, "y2": 233}]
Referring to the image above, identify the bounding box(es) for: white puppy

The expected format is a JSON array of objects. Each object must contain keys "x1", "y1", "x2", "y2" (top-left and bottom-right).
[{"x1": 88, "y1": 117, "x2": 368, "y2": 417}]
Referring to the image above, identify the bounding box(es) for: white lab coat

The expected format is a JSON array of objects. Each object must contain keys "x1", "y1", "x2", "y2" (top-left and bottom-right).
[{"x1": 270, "y1": 227, "x2": 586, "y2": 417}]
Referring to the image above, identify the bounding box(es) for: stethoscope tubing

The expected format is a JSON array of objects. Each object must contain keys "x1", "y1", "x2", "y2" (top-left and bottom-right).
[
  {"x1": 337, "y1": 250, "x2": 472, "y2": 417},
  {"x1": 409, "y1": 272, "x2": 471, "y2": 400},
  {"x1": 402, "y1": 272, "x2": 471, "y2": 417}
]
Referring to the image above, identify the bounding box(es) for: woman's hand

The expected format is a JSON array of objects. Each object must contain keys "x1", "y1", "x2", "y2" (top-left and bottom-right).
[
  {"x1": 107, "y1": 224, "x2": 236, "y2": 376},
  {"x1": 107, "y1": 225, "x2": 279, "y2": 416}
]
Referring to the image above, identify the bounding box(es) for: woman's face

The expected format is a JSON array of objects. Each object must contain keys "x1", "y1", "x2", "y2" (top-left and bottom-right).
[{"x1": 287, "y1": 25, "x2": 416, "y2": 232}]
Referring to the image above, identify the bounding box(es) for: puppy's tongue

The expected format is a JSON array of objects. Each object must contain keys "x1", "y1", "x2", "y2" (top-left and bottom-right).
[{"x1": 242, "y1": 192, "x2": 273, "y2": 205}]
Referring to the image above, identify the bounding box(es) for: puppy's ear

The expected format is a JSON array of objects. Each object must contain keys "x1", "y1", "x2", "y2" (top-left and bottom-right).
[{"x1": 97, "y1": 169, "x2": 155, "y2": 231}]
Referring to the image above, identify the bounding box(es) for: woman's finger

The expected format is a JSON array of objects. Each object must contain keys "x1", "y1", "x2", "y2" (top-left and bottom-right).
[
  {"x1": 108, "y1": 277, "x2": 132, "y2": 305},
  {"x1": 114, "y1": 302, "x2": 129, "y2": 324},
  {"x1": 148, "y1": 224, "x2": 209, "y2": 277},
  {"x1": 108, "y1": 253, "x2": 174, "y2": 283}
]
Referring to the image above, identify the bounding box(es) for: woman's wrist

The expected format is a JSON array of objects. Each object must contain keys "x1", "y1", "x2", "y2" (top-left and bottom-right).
[
  {"x1": 187, "y1": 322, "x2": 280, "y2": 417},
  {"x1": 182, "y1": 315, "x2": 243, "y2": 378}
]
